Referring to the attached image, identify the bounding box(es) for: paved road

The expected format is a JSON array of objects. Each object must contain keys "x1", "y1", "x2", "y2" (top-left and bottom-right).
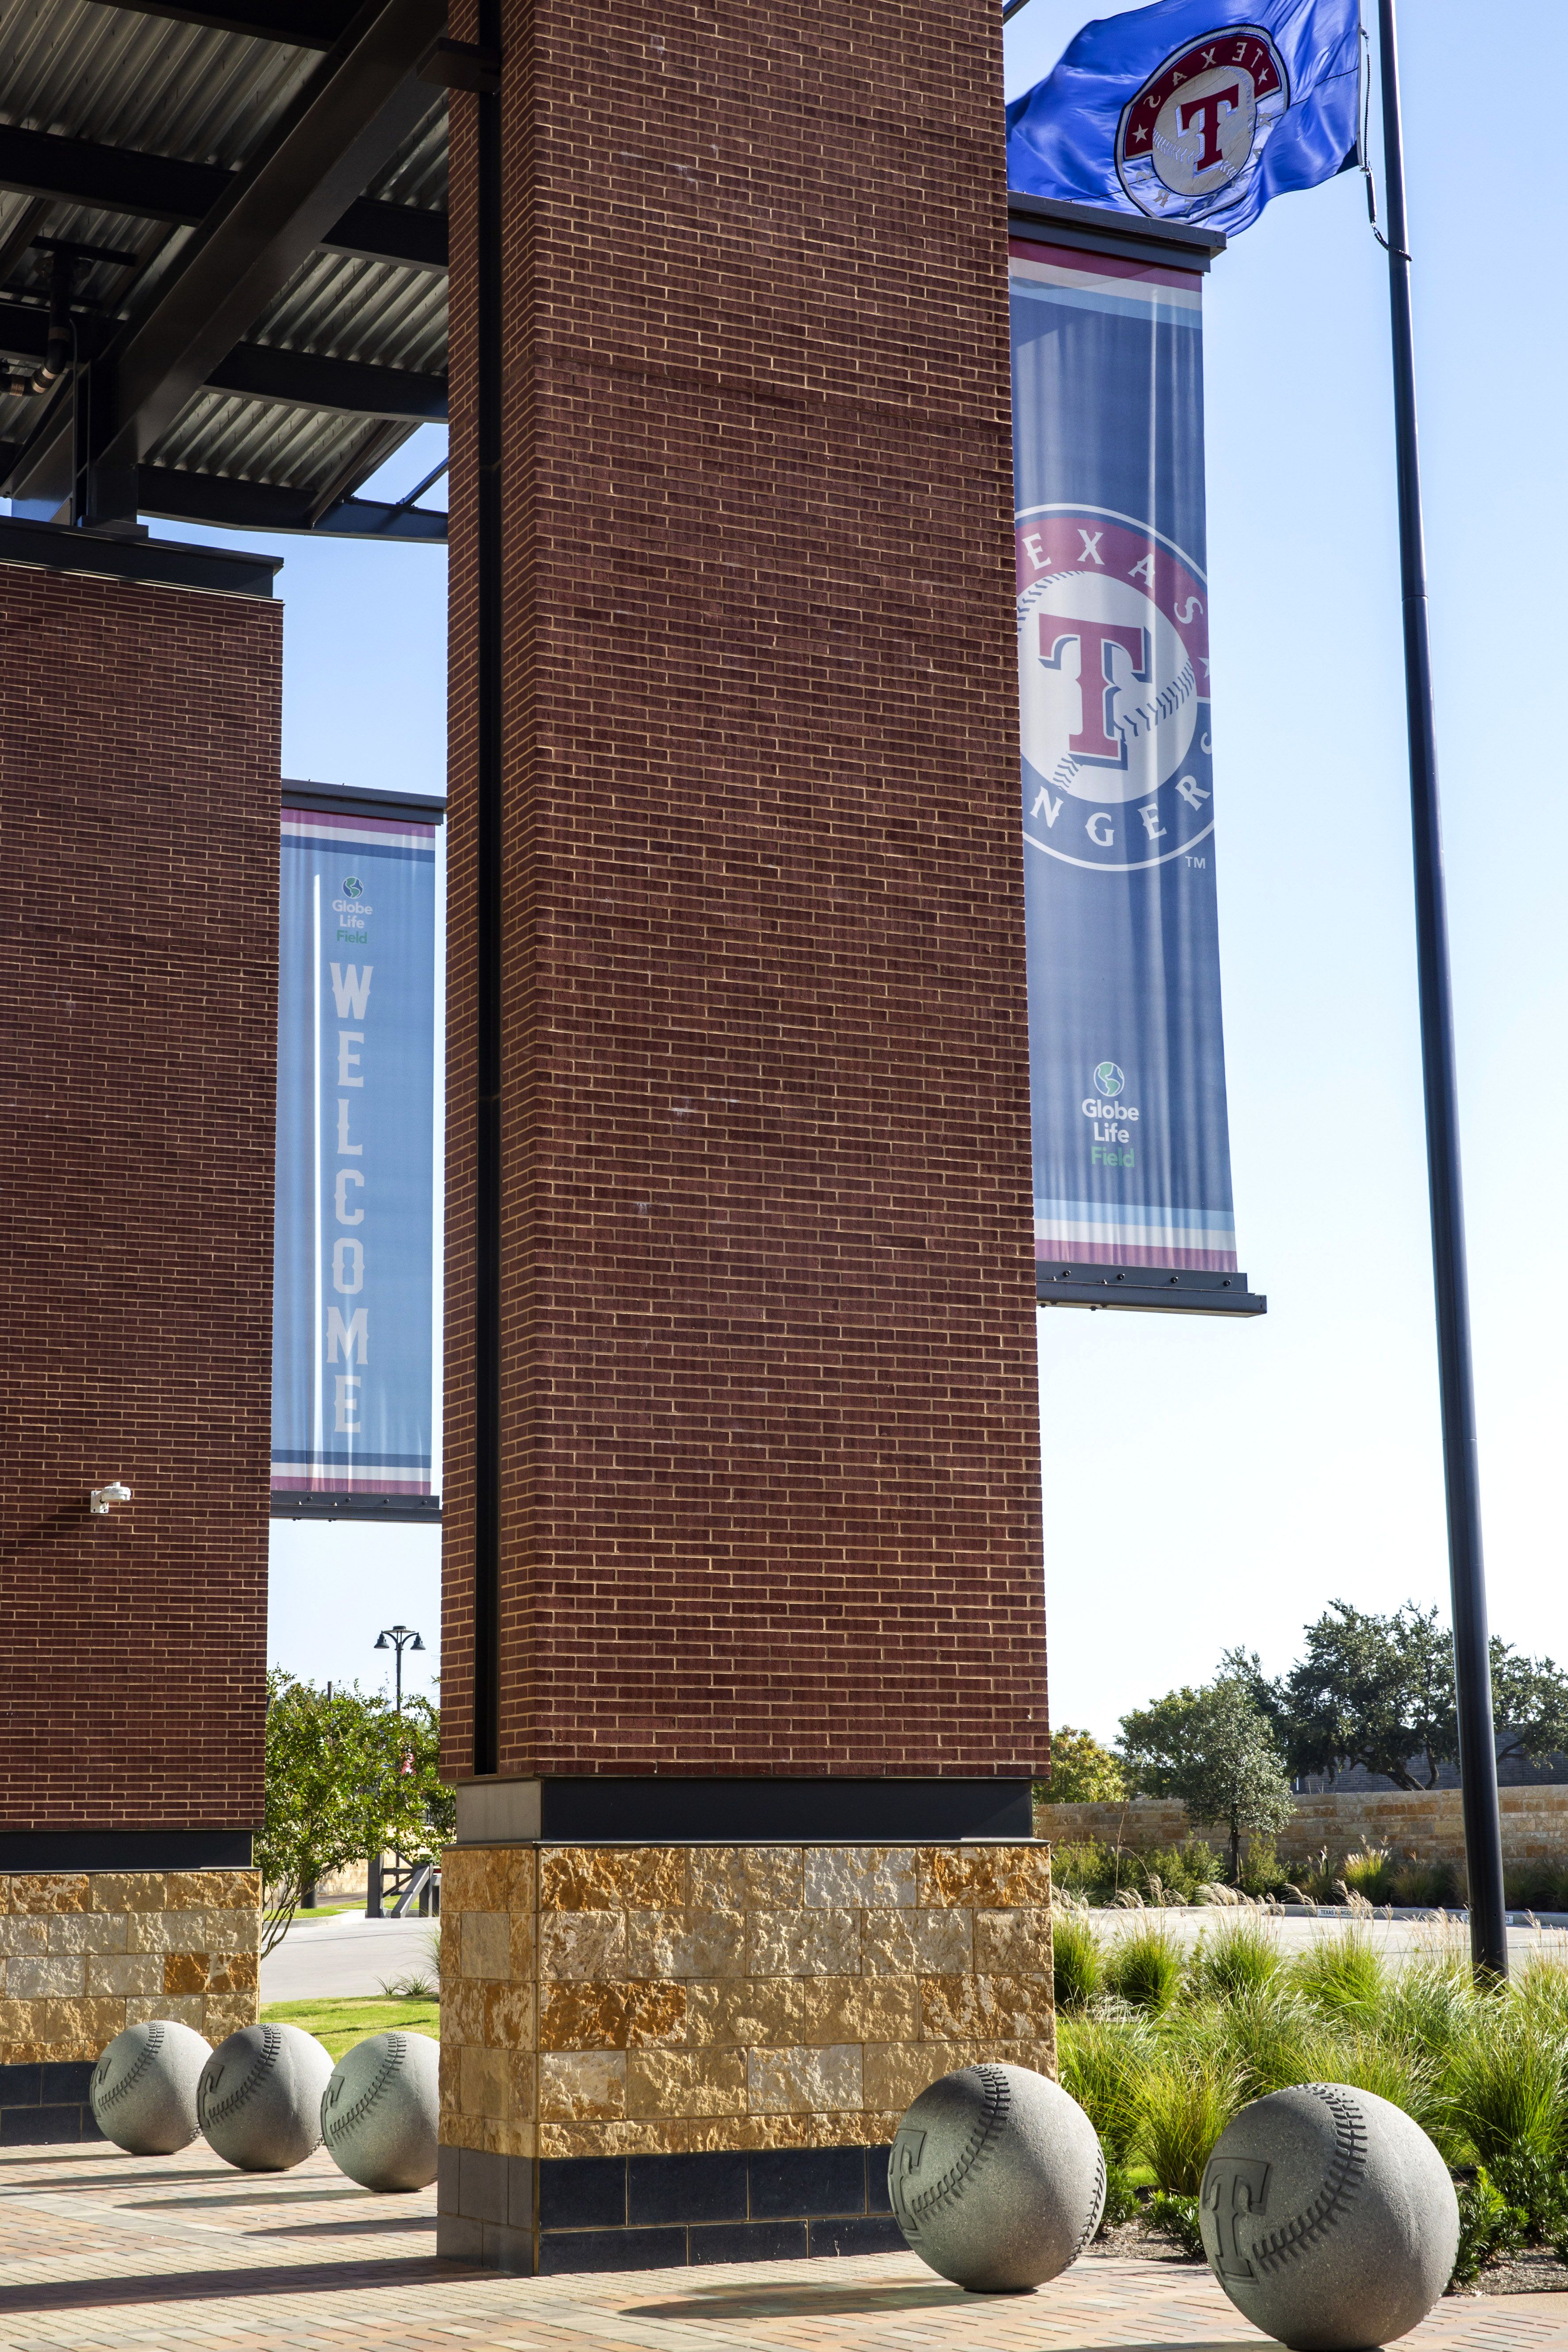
[
  {"x1": 1084, "y1": 1905, "x2": 1568, "y2": 1968},
  {"x1": 260, "y1": 1912, "x2": 439, "y2": 2003}
]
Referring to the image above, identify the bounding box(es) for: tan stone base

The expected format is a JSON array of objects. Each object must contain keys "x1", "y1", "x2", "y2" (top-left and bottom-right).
[
  {"x1": 0, "y1": 1871, "x2": 261, "y2": 2066},
  {"x1": 437, "y1": 1837, "x2": 1053, "y2": 2270}
]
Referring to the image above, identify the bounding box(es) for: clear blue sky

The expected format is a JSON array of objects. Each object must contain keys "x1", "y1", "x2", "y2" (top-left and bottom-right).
[{"x1": 184, "y1": 0, "x2": 1568, "y2": 1734}]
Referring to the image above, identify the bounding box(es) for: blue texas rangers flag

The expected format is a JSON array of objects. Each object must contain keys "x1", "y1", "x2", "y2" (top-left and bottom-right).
[{"x1": 1007, "y1": 0, "x2": 1360, "y2": 237}]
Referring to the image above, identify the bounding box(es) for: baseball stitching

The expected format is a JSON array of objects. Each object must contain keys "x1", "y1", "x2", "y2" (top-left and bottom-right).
[
  {"x1": 96, "y1": 2022, "x2": 164, "y2": 2113},
  {"x1": 1248, "y1": 2084, "x2": 1368, "y2": 2273},
  {"x1": 1072, "y1": 2144, "x2": 1108, "y2": 2260},
  {"x1": 324, "y1": 2034, "x2": 406, "y2": 2146},
  {"x1": 200, "y1": 2026, "x2": 281, "y2": 2128},
  {"x1": 904, "y1": 2065, "x2": 1011, "y2": 2225}
]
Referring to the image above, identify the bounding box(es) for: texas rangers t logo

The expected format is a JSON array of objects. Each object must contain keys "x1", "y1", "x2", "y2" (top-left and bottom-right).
[
  {"x1": 1115, "y1": 27, "x2": 1289, "y2": 223},
  {"x1": 1016, "y1": 507, "x2": 1214, "y2": 872}
]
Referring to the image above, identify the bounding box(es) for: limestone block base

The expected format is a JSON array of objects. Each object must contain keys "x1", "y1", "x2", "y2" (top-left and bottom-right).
[
  {"x1": 437, "y1": 1838, "x2": 1054, "y2": 2272},
  {"x1": 0, "y1": 1870, "x2": 261, "y2": 2121}
]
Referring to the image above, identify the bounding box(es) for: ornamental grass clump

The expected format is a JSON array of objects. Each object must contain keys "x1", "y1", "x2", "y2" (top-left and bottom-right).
[
  {"x1": 1441, "y1": 1999, "x2": 1568, "y2": 2168},
  {"x1": 1289, "y1": 1926, "x2": 1388, "y2": 2026},
  {"x1": 1056, "y1": 2013, "x2": 1153, "y2": 2164},
  {"x1": 1133, "y1": 2053, "x2": 1244, "y2": 2195},
  {"x1": 1201, "y1": 1983, "x2": 1327, "y2": 2100},
  {"x1": 1380, "y1": 1950, "x2": 1474, "y2": 2063},
  {"x1": 1052, "y1": 1908, "x2": 1104, "y2": 2011},
  {"x1": 1189, "y1": 1914, "x2": 1282, "y2": 2004},
  {"x1": 1106, "y1": 1920, "x2": 1185, "y2": 2013}
]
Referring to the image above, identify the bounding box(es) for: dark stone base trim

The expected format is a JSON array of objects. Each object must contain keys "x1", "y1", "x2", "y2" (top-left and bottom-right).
[
  {"x1": 0, "y1": 1830, "x2": 254, "y2": 1870},
  {"x1": 436, "y1": 2144, "x2": 902, "y2": 2274},
  {"x1": 459, "y1": 1778, "x2": 1034, "y2": 1843},
  {"x1": 0, "y1": 2062, "x2": 105, "y2": 2147}
]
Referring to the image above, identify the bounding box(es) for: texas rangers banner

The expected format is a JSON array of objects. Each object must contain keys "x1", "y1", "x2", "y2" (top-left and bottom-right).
[
  {"x1": 273, "y1": 795, "x2": 439, "y2": 1504},
  {"x1": 1013, "y1": 231, "x2": 1238, "y2": 1274},
  {"x1": 1007, "y1": 0, "x2": 1359, "y2": 239}
]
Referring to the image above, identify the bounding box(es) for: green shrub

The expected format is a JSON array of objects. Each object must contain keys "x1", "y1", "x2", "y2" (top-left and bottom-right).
[
  {"x1": 1134, "y1": 2055, "x2": 1243, "y2": 2194},
  {"x1": 1137, "y1": 1839, "x2": 1224, "y2": 1902},
  {"x1": 1487, "y1": 2144, "x2": 1568, "y2": 2244},
  {"x1": 1147, "y1": 2190, "x2": 1206, "y2": 2257},
  {"x1": 1237, "y1": 1836, "x2": 1291, "y2": 1899},
  {"x1": 1057, "y1": 2014, "x2": 1152, "y2": 2162},
  {"x1": 1189, "y1": 1915, "x2": 1282, "y2": 2003},
  {"x1": 1451, "y1": 2169, "x2": 1524, "y2": 2287},
  {"x1": 1051, "y1": 1841, "x2": 1123, "y2": 1904},
  {"x1": 1505, "y1": 1863, "x2": 1568, "y2": 1914},
  {"x1": 1053, "y1": 1909, "x2": 1104, "y2": 2010},
  {"x1": 1289, "y1": 1929, "x2": 1388, "y2": 2024},
  {"x1": 1339, "y1": 1845, "x2": 1397, "y2": 1905},
  {"x1": 1099, "y1": 2157, "x2": 1140, "y2": 2234},
  {"x1": 1388, "y1": 1856, "x2": 1462, "y2": 1908},
  {"x1": 1107, "y1": 1920, "x2": 1185, "y2": 2012},
  {"x1": 1443, "y1": 2002, "x2": 1568, "y2": 2167}
]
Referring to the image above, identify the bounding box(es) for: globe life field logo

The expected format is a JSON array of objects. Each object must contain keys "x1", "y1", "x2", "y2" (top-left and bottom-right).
[
  {"x1": 1115, "y1": 27, "x2": 1289, "y2": 226},
  {"x1": 1018, "y1": 511, "x2": 1214, "y2": 873},
  {"x1": 1084, "y1": 1062, "x2": 1138, "y2": 1169}
]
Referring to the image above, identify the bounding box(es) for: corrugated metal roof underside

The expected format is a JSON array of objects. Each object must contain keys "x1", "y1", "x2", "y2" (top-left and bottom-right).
[{"x1": 0, "y1": 0, "x2": 447, "y2": 507}]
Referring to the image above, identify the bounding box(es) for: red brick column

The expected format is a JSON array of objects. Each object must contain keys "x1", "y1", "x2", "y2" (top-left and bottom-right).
[{"x1": 443, "y1": 0, "x2": 1044, "y2": 1808}]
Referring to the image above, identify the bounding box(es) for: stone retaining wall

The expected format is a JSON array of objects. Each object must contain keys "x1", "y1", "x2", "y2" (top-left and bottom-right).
[{"x1": 1039, "y1": 1784, "x2": 1568, "y2": 1870}]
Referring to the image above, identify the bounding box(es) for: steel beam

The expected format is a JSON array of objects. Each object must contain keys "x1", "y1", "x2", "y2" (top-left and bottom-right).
[
  {"x1": 8, "y1": 0, "x2": 447, "y2": 508},
  {"x1": 206, "y1": 343, "x2": 445, "y2": 419},
  {"x1": 0, "y1": 303, "x2": 441, "y2": 419},
  {"x1": 0, "y1": 125, "x2": 446, "y2": 273},
  {"x1": 97, "y1": 2, "x2": 357, "y2": 46},
  {"x1": 136, "y1": 462, "x2": 447, "y2": 539}
]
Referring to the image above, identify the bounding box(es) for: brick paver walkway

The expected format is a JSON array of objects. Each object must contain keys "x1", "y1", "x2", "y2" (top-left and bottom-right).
[{"x1": 1, "y1": 2139, "x2": 1564, "y2": 2352}]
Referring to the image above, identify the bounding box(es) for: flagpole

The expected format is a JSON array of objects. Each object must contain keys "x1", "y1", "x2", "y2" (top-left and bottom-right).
[{"x1": 1375, "y1": 0, "x2": 1507, "y2": 1982}]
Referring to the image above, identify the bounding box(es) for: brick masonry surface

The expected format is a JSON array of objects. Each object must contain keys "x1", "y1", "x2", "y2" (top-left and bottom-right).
[
  {"x1": 0, "y1": 2137, "x2": 1562, "y2": 2349},
  {"x1": 441, "y1": 0, "x2": 1045, "y2": 1782},
  {"x1": 438, "y1": 1838, "x2": 1054, "y2": 2247},
  {"x1": 1042, "y1": 1785, "x2": 1568, "y2": 1868},
  {"x1": 0, "y1": 556, "x2": 278, "y2": 1831},
  {"x1": 0, "y1": 1870, "x2": 260, "y2": 2084}
]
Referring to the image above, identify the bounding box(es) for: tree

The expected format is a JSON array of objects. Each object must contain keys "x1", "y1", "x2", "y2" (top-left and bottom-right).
[
  {"x1": 1246, "y1": 1602, "x2": 1568, "y2": 1791},
  {"x1": 256, "y1": 1672, "x2": 455, "y2": 1954},
  {"x1": 1267, "y1": 1601, "x2": 1456, "y2": 1790},
  {"x1": 1118, "y1": 1678, "x2": 1295, "y2": 1883},
  {"x1": 1038, "y1": 1725, "x2": 1130, "y2": 1805}
]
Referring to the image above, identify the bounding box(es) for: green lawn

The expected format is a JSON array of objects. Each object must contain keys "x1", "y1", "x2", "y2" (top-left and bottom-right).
[
  {"x1": 289, "y1": 1903, "x2": 363, "y2": 1923},
  {"x1": 260, "y1": 1995, "x2": 439, "y2": 2060}
]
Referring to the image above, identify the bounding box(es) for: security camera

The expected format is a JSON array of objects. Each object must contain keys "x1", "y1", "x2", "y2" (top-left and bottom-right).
[{"x1": 89, "y1": 1482, "x2": 132, "y2": 1515}]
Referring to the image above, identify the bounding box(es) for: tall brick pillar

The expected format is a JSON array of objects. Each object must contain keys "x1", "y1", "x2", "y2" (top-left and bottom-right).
[
  {"x1": 0, "y1": 522, "x2": 279, "y2": 2142},
  {"x1": 438, "y1": 0, "x2": 1050, "y2": 2269}
]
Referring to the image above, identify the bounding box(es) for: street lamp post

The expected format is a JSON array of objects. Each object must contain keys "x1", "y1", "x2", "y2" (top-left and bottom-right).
[
  {"x1": 373, "y1": 1623, "x2": 426, "y2": 1716},
  {"x1": 368, "y1": 1625, "x2": 426, "y2": 1917}
]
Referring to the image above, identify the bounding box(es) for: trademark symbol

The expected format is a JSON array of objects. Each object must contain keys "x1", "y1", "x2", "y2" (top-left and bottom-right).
[{"x1": 1185, "y1": 854, "x2": 1206, "y2": 868}]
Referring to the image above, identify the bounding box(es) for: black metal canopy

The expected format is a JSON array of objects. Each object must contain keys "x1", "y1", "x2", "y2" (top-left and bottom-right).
[{"x1": 0, "y1": 0, "x2": 453, "y2": 541}]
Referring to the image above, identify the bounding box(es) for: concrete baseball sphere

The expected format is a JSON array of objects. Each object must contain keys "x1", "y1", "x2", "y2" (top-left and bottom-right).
[
  {"x1": 90, "y1": 2020, "x2": 212, "y2": 2153},
  {"x1": 1200, "y1": 2083, "x2": 1459, "y2": 2351},
  {"x1": 197, "y1": 2023, "x2": 335, "y2": 2172},
  {"x1": 320, "y1": 2030, "x2": 439, "y2": 2191},
  {"x1": 889, "y1": 2063, "x2": 1106, "y2": 2292}
]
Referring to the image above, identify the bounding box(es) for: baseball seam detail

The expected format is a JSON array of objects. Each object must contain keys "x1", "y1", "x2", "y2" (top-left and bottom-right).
[
  {"x1": 96, "y1": 2023, "x2": 164, "y2": 2113},
  {"x1": 325, "y1": 2036, "x2": 406, "y2": 2144},
  {"x1": 906, "y1": 2065, "x2": 1011, "y2": 2225},
  {"x1": 200, "y1": 2026, "x2": 280, "y2": 2128},
  {"x1": 1248, "y1": 2083, "x2": 1368, "y2": 2273}
]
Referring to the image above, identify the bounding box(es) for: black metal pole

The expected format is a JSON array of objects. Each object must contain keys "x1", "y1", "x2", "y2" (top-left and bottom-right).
[
  {"x1": 472, "y1": 0, "x2": 503, "y2": 1777},
  {"x1": 1376, "y1": 0, "x2": 1506, "y2": 1981}
]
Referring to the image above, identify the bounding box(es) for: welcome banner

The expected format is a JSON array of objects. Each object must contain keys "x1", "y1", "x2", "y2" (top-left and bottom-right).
[
  {"x1": 273, "y1": 792, "x2": 439, "y2": 1506},
  {"x1": 1012, "y1": 226, "x2": 1245, "y2": 1290}
]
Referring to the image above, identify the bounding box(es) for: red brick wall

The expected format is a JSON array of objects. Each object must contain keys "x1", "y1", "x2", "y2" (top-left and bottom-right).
[
  {"x1": 0, "y1": 558, "x2": 279, "y2": 1829},
  {"x1": 443, "y1": 0, "x2": 1045, "y2": 1779}
]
